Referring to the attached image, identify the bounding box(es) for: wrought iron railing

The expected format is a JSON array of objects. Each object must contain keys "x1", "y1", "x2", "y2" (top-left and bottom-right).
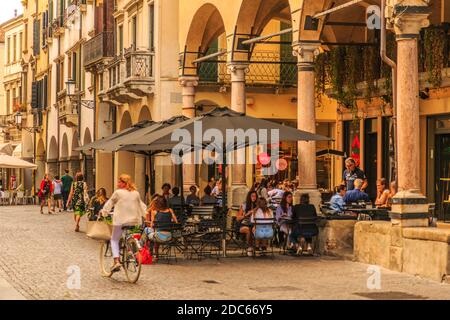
[
  {"x1": 83, "y1": 31, "x2": 115, "y2": 67},
  {"x1": 125, "y1": 48, "x2": 154, "y2": 79},
  {"x1": 198, "y1": 50, "x2": 297, "y2": 87}
]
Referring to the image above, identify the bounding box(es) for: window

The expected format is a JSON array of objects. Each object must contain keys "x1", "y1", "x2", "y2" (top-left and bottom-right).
[
  {"x1": 149, "y1": 3, "x2": 154, "y2": 51},
  {"x1": 72, "y1": 52, "x2": 77, "y2": 83},
  {"x1": 19, "y1": 32, "x2": 22, "y2": 57},
  {"x1": 7, "y1": 37, "x2": 10, "y2": 63},
  {"x1": 12, "y1": 88, "x2": 16, "y2": 110},
  {"x1": 33, "y1": 19, "x2": 40, "y2": 56},
  {"x1": 6, "y1": 90, "x2": 10, "y2": 114},
  {"x1": 118, "y1": 25, "x2": 123, "y2": 54},
  {"x1": 13, "y1": 35, "x2": 17, "y2": 62},
  {"x1": 24, "y1": 23, "x2": 28, "y2": 52},
  {"x1": 132, "y1": 16, "x2": 137, "y2": 48}
]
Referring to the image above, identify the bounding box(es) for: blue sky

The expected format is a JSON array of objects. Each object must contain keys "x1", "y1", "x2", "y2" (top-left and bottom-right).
[{"x1": 0, "y1": 0, "x2": 23, "y2": 25}]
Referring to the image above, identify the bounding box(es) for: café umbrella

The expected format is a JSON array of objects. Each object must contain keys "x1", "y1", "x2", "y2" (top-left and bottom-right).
[
  {"x1": 117, "y1": 107, "x2": 333, "y2": 209},
  {"x1": 0, "y1": 154, "x2": 38, "y2": 169}
]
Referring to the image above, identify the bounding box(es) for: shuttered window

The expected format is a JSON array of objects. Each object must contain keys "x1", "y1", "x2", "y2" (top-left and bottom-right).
[{"x1": 33, "y1": 19, "x2": 40, "y2": 56}]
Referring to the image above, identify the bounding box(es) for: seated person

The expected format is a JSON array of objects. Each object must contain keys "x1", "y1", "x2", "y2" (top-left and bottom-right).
[
  {"x1": 237, "y1": 191, "x2": 258, "y2": 256},
  {"x1": 343, "y1": 179, "x2": 370, "y2": 204},
  {"x1": 329, "y1": 185, "x2": 346, "y2": 214},
  {"x1": 168, "y1": 186, "x2": 183, "y2": 208},
  {"x1": 185, "y1": 185, "x2": 200, "y2": 206},
  {"x1": 88, "y1": 188, "x2": 109, "y2": 221},
  {"x1": 387, "y1": 181, "x2": 397, "y2": 207},
  {"x1": 275, "y1": 191, "x2": 293, "y2": 236},
  {"x1": 290, "y1": 194, "x2": 319, "y2": 255},
  {"x1": 251, "y1": 197, "x2": 274, "y2": 254},
  {"x1": 201, "y1": 185, "x2": 217, "y2": 205},
  {"x1": 375, "y1": 178, "x2": 390, "y2": 208},
  {"x1": 142, "y1": 196, "x2": 178, "y2": 255}
]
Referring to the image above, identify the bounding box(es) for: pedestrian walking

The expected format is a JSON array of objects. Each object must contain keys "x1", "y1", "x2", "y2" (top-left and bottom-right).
[
  {"x1": 38, "y1": 174, "x2": 54, "y2": 215},
  {"x1": 67, "y1": 172, "x2": 89, "y2": 232},
  {"x1": 52, "y1": 176, "x2": 63, "y2": 213},
  {"x1": 101, "y1": 174, "x2": 147, "y2": 272},
  {"x1": 61, "y1": 169, "x2": 73, "y2": 211}
]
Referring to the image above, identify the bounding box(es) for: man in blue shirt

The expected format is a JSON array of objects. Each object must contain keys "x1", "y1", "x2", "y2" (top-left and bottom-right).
[
  {"x1": 329, "y1": 185, "x2": 347, "y2": 213},
  {"x1": 343, "y1": 179, "x2": 369, "y2": 204},
  {"x1": 343, "y1": 158, "x2": 368, "y2": 191}
]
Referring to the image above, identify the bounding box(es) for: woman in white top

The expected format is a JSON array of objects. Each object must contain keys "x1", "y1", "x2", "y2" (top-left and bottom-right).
[
  {"x1": 251, "y1": 197, "x2": 274, "y2": 252},
  {"x1": 102, "y1": 174, "x2": 147, "y2": 272}
]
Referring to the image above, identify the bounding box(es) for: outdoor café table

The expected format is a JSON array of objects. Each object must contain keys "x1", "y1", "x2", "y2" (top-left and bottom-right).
[{"x1": 346, "y1": 207, "x2": 390, "y2": 221}]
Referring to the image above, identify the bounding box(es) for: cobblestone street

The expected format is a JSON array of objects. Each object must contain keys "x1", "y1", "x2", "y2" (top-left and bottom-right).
[{"x1": 0, "y1": 205, "x2": 450, "y2": 300}]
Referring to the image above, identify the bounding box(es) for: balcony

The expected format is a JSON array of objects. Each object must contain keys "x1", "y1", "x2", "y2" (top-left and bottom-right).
[
  {"x1": 99, "y1": 47, "x2": 154, "y2": 105},
  {"x1": 83, "y1": 31, "x2": 115, "y2": 69},
  {"x1": 57, "y1": 90, "x2": 78, "y2": 127},
  {"x1": 198, "y1": 50, "x2": 297, "y2": 88}
]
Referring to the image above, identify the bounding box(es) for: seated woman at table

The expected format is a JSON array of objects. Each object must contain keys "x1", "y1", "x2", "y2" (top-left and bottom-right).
[
  {"x1": 201, "y1": 185, "x2": 217, "y2": 205},
  {"x1": 185, "y1": 185, "x2": 200, "y2": 206},
  {"x1": 290, "y1": 194, "x2": 319, "y2": 255},
  {"x1": 329, "y1": 185, "x2": 346, "y2": 214},
  {"x1": 141, "y1": 196, "x2": 178, "y2": 254},
  {"x1": 375, "y1": 178, "x2": 390, "y2": 208},
  {"x1": 276, "y1": 191, "x2": 293, "y2": 238},
  {"x1": 237, "y1": 190, "x2": 258, "y2": 257},
  {"x1": 251, "y1": 197, "x2": 274, "y2": 253},
  {"x1": 387, "y1": 181, "x2": 398, "y2": 207}
]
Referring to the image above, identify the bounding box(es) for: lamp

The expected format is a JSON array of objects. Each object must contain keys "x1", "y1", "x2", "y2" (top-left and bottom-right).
[
  {"x1": 66, "y1": 79, "x2": 76, "y2": 96},
  {"x1": 14, "y1": 111, "x2": 22, "y2": 127}
]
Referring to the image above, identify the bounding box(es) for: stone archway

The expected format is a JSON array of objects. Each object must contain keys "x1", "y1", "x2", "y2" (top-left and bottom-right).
[
  {"x1": 60, "y1": 133, "x2": 69, "y2": 175},
  {"x1": 47, "y1": 136, "x2": 59, "y2": 179},
  {"x1": 69, "y1": 132, "x2": 81, "y2": 176},
  {"x1": 138, "y1": 105, "x2": 151, "y2": 122},
  {"x1": 116, "y1": 111, "x2": 135, "y2": 184},
  {"x1": 36, "y1": 139, "x2": 46, "y2": 191},
  {"x1": 182, "y1": 3, "x2": 227, "y2": 77},
  {"x1": 83, "y1": 128, "x2": 94, "y2": 189}
]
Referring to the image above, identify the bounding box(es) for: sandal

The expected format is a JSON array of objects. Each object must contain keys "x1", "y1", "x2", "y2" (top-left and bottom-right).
[
  {"x1": 75, "y1": 225, "x2": 80, "y2": 232},
  {"x1": 110, "y1": 263, "x2": 122, "y2": 272}
]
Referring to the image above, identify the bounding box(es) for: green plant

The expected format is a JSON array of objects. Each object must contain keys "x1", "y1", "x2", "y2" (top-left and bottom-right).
[
  {"x1": 423, "y1": 26, "x2": 447, "y2": 88},
  {"x1": 363, "y1": 45, "x2": 380, "y2": 104},
  {"x1": 314, "y1": 52, "x2": 329, "y2": 108}
]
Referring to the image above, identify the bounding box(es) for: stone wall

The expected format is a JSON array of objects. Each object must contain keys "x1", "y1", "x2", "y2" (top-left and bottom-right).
[
  {"x1": 318, "y1": 220, "x2": 356, "y2": 258},
  {"x1": 354, "y1": 221, "x2": 450, "y2": 283}
]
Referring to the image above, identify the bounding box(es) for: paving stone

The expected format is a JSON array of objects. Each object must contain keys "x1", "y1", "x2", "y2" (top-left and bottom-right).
[{"x1": 0, "y1": 205, "x2": 450, "y2": 300}]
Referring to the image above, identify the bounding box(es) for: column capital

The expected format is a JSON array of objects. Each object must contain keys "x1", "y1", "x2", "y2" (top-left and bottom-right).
[
  {"x1": 178, "y1": 76, "x2": 199, "y2": 88},
  {"x1": 391, "y1": 5, "x2": 430, "y2": 38},
  {"x1": 227, "y1": 62, "x2": 250, "y2": 82},
  {"x1": 292, "y1": 41, "x2": 321, "y2": 67}
]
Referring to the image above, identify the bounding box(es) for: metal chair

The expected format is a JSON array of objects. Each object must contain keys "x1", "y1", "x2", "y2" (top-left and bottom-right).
[
  {"x1": 293, "y1": 216, "x2": 320, "y2": 256},
  {"x1": 15, "y1": 191, "x2": 25, "y2": 205},
  {"x1": 150, "y1": 222, "x2": 185, "y2": 264},
  {"x1": 252, "y1": 217, "x2": 276, "y2": 258}
]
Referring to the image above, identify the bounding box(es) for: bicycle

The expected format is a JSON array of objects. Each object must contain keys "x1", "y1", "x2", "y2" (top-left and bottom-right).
[{"x1": 99, "y1": 226, "x2": 142, "y2": 283}]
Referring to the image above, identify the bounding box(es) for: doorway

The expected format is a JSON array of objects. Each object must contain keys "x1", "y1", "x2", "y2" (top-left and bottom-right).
[
  {"x1": 435, "y1": 134, "x2": 450, "y2": 220},
  {"x1": 364, "y1": 119, "x2": 378, "y2": 201}
]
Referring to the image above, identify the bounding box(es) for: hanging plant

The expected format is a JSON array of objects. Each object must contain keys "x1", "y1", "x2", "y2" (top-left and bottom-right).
[
  {"x1": 314, "y1": 52, "x2": 329, "y2": 108},
  {"x1": 363, "y1": 45, "x2": 380, "y2": 104},
  {"x1": 423, "y1": 26, "x2": 447, "y2": 88},
  {"x1": 344, "y1": 46, "x2": 363, "y2": 119},
  {"x1": 380, "y1": 32, "x2": 396, "y2": 108}
]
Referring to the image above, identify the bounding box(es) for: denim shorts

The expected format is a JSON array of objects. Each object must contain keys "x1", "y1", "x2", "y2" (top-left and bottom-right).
[{"x1": 255, "y1": 225, "x2": 274, "y2": 240}]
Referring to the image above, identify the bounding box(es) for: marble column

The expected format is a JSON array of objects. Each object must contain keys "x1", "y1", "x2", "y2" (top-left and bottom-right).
[
  {"x1": 293, "y1": 42, "x2": 322, "y2": 210},
  {"x1": 179, "y1": 76, "x2": 199, "y2": 194},
  {"x1": 391, "y1": 7, "x2": 430, "y2": 227},
  {"x1": 228, "y1": 63, "x2": 249, "y2": 207}
]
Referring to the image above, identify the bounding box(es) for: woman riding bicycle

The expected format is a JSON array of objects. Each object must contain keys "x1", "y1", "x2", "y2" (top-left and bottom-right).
[{"x1": 101, "y1": 174, "x2": 147, "y2": 272}]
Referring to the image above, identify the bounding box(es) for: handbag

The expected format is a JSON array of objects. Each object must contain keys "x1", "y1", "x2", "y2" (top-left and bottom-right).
[
  {"x1": 137, "y1": 245, "x2": 153, "y2": 265},
  {"x1": 86, "y1": 218, "x2": 113, "y2": 241}
]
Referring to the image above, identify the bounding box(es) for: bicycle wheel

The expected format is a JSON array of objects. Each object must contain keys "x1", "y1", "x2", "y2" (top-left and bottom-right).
[
  {"x1": 123, "y1": 237, "x2": 142, "y2": 283},
  {"x1": 99, "y1": 241, "x2": 114, "y2": 277}
]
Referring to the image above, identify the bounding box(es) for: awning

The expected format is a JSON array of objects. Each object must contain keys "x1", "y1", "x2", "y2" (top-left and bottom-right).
[
  {"x1": 0, "y1": 154, "x2": 37, "y2": 169},
  {"x1": 0, "y1": 143, "x2": 14, "y2": 156},
  {"x1": 316, "y1": 149, "x2": 346, "y2": 158},
  {"x1": 12, "y1": 144, "x2": 22, "y2": 158}
]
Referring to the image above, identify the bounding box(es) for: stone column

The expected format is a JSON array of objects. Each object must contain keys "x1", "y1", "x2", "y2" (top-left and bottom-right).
[
  {"x1": 179, "y1": 76, "x2": 199, "y2": 194},
  {"x1": 135, "y1": 154, "x2": 146, "y2": 199},
  {"x1": 228, "y1": 63, "x2": 249, "y2": 206},
  {"x1": 390, "y1": 7, "x2": 430, "y2": 227},
  {"x1": 293, "y1": 42, "x2": 322, "y2": 210}
]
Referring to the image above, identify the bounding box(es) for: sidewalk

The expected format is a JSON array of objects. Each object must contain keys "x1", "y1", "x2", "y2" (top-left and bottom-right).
[{"x1": 0, "y1": 269, "x2": 26, "y2": 300}]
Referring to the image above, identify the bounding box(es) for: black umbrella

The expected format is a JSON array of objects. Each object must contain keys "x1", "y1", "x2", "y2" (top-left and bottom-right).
[
  {"x1": 117, "y1": 107, "x2": 332, "y2": 209},
  {"x1": 76, "y1": 120, "x2": 154, "y2": 152}
]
